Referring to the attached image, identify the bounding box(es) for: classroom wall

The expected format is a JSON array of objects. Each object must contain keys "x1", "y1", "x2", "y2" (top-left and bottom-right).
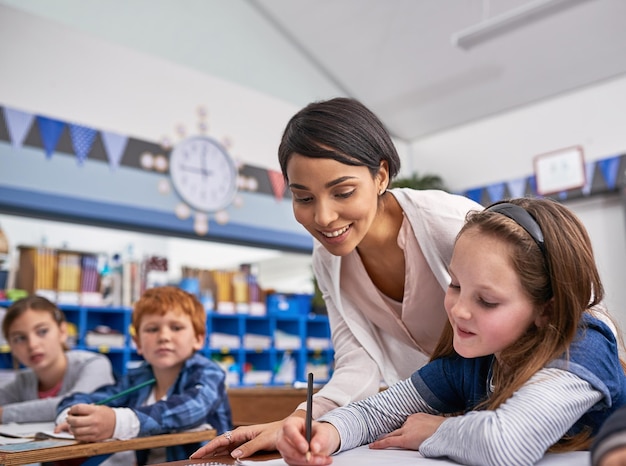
[
  {"x1": 0, "y1": 4, "x2": 328, "y2": 291},
  {"x1": 2, "y1": 3, "x2": 625, "y2": 329},
  {"x1": 411, "y1": 75, "x2": 626, "y2": 331}
]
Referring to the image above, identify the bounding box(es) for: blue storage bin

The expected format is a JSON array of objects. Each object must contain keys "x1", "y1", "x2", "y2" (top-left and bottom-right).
[{"x1": 267, "y1": 293, "x2": 313, "y2": 316}]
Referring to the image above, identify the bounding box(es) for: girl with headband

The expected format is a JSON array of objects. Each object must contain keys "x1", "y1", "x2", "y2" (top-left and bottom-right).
[{"x1": 277, "y1": 197, "x2": 626, "y2": 466}]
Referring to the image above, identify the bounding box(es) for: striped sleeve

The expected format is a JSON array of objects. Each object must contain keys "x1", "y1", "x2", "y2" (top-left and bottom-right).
[
  {"x1": 420, "y1": 368, "x2": 602, "y2": 466},
  {"x1": 317, "y1": 378, "x2": 438, "y2": 452}
]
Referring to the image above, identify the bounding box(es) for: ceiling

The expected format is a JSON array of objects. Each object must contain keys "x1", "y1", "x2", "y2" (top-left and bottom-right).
[
  {"x1": 4, "y1": 0, "x2": 626, "y2": 143},
  {"x1": 251, "y1": 0, "x2": 626, "y2": 141}
]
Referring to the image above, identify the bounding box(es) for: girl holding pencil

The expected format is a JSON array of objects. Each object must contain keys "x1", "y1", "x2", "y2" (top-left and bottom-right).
[{"x1": 277, "y1": 198, "x2": 626, "y2": 466}]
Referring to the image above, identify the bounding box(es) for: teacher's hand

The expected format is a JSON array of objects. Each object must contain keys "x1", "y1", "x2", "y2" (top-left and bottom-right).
[{"x1": 190, "y1": 411, "x2": 306, "y2": 459}]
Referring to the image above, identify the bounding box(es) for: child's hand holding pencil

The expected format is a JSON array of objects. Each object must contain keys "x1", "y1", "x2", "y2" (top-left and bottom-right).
[
  {"x1": 55, "y1": 378, "x2": 156, "y2": 442},
  {"x1": 55, "y1": 403, "x2": 117, "y2": 443}
]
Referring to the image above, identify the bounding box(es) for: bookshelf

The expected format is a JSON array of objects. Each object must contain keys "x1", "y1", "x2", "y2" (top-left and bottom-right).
[
  {"x1": 0, "y1": 297, "x2": 334, "y2": 387},
  {"x1": 2, "y1": 244, "x2": 332, "y2": 387}
]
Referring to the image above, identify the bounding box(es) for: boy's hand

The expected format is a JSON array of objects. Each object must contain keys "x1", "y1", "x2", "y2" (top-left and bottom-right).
[
  {"x1": 63, "y1": 403, "x2": 116, "y2": 442},
  {"x1": 277, "y1": 417, "x2": 339, "y2": 466}
]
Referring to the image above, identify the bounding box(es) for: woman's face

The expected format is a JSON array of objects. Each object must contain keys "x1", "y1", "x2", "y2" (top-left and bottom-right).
[{"x1": 286, "y1": 153, "x2": 386, "y2": 256}]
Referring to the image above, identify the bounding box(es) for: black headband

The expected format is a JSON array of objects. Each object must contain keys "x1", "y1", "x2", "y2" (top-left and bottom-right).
[{"x1": 487, "y1": 203, "x2": 546, "y2": 256}]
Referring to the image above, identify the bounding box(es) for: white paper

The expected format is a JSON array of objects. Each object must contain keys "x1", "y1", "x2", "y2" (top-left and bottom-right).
[
  {"x1": 0, "y1": 422, "x2": 75, "y2": 441},
  {"x1": 235, "y1": 445, "x2": 590, "y2": 465}
]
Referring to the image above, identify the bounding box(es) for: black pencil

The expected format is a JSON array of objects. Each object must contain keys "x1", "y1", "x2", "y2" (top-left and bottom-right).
[{"x1": 305, "y1": 372, "x2": 313, "y2": 461}]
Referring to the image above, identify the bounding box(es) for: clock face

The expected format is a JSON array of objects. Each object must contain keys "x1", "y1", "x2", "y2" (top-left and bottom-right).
[{"x1": 169, "y1": 136, "x2": 238, "y2": 212}]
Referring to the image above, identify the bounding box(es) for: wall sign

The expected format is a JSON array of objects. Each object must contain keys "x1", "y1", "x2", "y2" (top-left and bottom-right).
[{"x1": 533, "y1": 146, "x2": 586, "y2": 196}]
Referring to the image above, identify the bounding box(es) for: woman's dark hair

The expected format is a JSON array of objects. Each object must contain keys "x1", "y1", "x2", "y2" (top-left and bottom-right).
[{"x1": 278, "y1": 97, "x2": 401, "y2": 186}]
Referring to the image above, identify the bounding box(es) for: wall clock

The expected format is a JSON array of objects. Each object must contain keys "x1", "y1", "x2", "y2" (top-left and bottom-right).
[{"x1": 169, "y1": 135, "x2": 238, "y2": 212}]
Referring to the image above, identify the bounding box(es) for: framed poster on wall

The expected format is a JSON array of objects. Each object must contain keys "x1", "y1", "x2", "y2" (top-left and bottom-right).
[{"x1": 534, "y1": 146, "x2": 586, "y2": 195}]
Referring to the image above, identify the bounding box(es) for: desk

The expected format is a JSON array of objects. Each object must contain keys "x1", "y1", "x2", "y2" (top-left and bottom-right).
[
  {"x1": 227, "y1": 387, "x2": 319, "y2": 427},
  {"x1": 0, "y1": 429, "x2": 216, "y2": 465},
  {"x1": 149, "y1": 452, "x2": 280, "y2": 465},
  {"x1": 147, "y1": 446, "x2": 590, "y2": 466}
]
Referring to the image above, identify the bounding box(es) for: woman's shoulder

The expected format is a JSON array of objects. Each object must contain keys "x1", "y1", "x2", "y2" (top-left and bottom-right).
[{"x1": 390, "y1": 188, "x2": 482, "y2": 218}]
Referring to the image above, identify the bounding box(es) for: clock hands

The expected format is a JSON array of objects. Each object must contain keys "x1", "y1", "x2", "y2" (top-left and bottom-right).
[{"x1": 178, "y1": 164, "x2": 214, "y2": 177}]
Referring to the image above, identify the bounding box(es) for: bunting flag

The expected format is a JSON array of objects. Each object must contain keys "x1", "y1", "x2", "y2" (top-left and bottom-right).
[
  {"x1": 582, "y1": 160, "x2": 596, "y2": 196},
  {"x1": 507, "y1": 178, "x2": 527, "y2": 198},
  {"x1": 36, "y1": 116, "x2": 65, "y2": 158},
  {"x1": 597, "y1": 156, "x2": 621, "y2": 190},
  {"x1": 100, "y1": 131, "x2": 128, "y2": 170},
  {"x1": 267, "y1": 169, "x2": 287, "y2": 202},
  {"x1": 69, "y1": 124, "x2": 97, "y2": 165},
  {"x1": 3, "y1": 103, "x2": 624, "y2": 204},
  {"x1": 527, "y1": 175, "x2": 543, "y2": 197},
  {"x1": 464, "y1": 187, "x2": 484, "y2": 204},
  {"x1": 486, "y1": 182, "x2": 505, "y2": 203},
  {"x1": 3, "y1": 107, "x2": 35, "y2": 149}
]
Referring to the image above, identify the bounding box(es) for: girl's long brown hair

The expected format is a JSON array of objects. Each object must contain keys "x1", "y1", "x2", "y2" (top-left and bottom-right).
[{"x1": 431, "y1": 197, "x2": 623, "y2": 451}]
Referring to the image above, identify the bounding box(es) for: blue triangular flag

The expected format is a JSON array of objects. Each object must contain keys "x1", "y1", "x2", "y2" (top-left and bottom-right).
[
  {"x1": 597, "y1": 156, "x2": 620, "y2": 190},
  {"x1": 36, "y1": 116, "x2": 65, "y2": 158},
  {"x1": 101, "y1": 131, "x2": 128, "y2": 170},
  {"x1": 486, "y1": 182, "x2": 505, "y2": 203},
  {"x1": 3, "y1": 107, "x2": 35, "y2": 149},
  {"x1": 69, "y1": 124, "x2": 97, "y2": 165}
]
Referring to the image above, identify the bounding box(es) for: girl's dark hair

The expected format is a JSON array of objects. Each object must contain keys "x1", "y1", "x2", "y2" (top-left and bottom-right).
[
  {"x1": 278, "y1": 97, "x2": 401, "y2": 186},
  {"x1": 3, "y1": 295, "x2": 66, "y2": 341}
]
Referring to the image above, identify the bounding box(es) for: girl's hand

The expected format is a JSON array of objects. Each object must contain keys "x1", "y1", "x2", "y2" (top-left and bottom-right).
[
  {"x1": 369, "y1": 413, "x2": 445, "y2": 451},
  {"x1": 277, "y1": 417, "x2": 339, "y2": 466},
  {"x1": 63, "y1": 403, "x2": 116, "y2": 442}
]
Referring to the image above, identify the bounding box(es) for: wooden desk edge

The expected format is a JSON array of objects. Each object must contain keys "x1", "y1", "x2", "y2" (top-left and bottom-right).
[{"x1": 0, "y1": 429, "x2": 216, "y2": 465}]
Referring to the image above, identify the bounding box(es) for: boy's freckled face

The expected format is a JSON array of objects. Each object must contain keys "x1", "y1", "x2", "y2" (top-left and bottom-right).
[{"x1": 135, "y1": 310, "x2": 204, "y2": 370}]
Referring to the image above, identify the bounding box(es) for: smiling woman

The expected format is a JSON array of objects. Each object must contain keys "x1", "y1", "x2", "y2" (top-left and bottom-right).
[{"x1": 190, "y1": 97, "x2": 482, "y2": 460}]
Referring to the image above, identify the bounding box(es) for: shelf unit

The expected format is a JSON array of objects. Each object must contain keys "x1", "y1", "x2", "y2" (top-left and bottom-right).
[{"x1": 0, "y1": 300, "x2": 333, "y2": 387}]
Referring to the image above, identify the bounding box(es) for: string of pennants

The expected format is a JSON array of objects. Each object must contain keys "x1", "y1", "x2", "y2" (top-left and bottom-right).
[
  {"x1": 0, "y1": 104, "x2": 289, "y2": 201},
  {"x1": 459, "y1": 153, "x2": 626, "y2": 206},
  {"x1": 2, "y1": 104, "x2": 623, "y2": 206}
]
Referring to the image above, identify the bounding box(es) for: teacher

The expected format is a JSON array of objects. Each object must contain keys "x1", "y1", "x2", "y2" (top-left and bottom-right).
[{"x1": 191, "y1": 97, "x2": 481, "y2": 459}]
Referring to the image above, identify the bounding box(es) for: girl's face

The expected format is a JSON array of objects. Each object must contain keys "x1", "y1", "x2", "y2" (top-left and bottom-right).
[
  {"x1": 286, "y1": 154, "x2": 387, "y2": 256},
  {"x1": 7, "y1": 308, "x2": 67, "y2": 372},
  {"x1": 134, "y1": 310, "x2": 203, "y2": 373},
  {"x1": 444, "y1": 229, "x2": 544, "y2": 360}
]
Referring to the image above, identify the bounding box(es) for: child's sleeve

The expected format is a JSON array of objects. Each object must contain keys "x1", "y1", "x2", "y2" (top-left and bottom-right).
[
  {"x1": 420, "y1": 368, "x2": 602, "y2": 466},
  {"x1": 132, "y1": 359, "x2": 228, "y2": 436}
]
